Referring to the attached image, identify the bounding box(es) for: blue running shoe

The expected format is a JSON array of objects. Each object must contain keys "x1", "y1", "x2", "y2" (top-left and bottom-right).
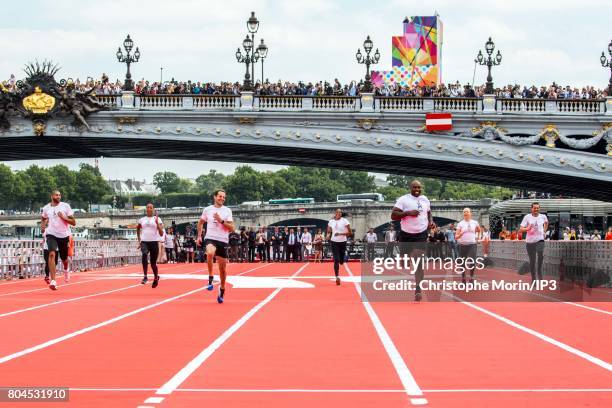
[
  {"x1": 217, "y1": 294, "x2": 224, "y2": 303},
  {"x1": 207, "y1": 283, "x2": 214, "y2": 291}
]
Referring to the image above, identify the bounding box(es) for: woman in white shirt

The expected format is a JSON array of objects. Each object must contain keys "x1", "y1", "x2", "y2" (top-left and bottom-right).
[
  {"x1": 137, "y1": 203, "x2": 164, "y2": 287},
  {"x1": 326, "y1": 209, "x2": 353, "y2": 285},
  {"x1": 164, "y1": 227, "x2": 175, "y2": 264},
  {"x1": 455, "y1": 208, "x2": 481, "y2": 283}
]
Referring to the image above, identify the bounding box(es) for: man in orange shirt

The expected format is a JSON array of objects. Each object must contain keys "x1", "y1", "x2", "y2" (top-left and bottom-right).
[
  {"x1": 605, "y1": 227, "x2": 612, "y2": 241},
  {"x1": 510, "y1": 230, "x2": 517, "y2": 240}
]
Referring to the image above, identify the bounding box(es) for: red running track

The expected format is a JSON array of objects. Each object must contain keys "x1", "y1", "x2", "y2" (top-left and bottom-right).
[{"x1": 0, "y1": 262, "x2": 610, "y2": 407}]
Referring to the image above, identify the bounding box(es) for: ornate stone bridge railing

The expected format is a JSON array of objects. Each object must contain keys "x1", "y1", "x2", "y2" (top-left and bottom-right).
[{"x1": 104, "y1": 93, "x2": 611, "y2": 115}]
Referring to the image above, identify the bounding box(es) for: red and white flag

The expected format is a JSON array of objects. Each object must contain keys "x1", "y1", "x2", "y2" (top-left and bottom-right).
[{"x1": 425, "y1": 113, "x2": 453, "y2": 131}]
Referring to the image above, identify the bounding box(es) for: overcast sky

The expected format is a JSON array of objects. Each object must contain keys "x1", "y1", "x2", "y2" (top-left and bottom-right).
[{"x1": 3, "y1": 0, "x2": 611, "y2": 180}]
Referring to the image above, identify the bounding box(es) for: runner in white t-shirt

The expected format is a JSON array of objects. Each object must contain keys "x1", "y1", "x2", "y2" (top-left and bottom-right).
[
  {"x1": 455, "y1": 208, "x2": 481, "y2": 283},
  {"x1": 137, "y1": 203, "x2": 164, "y2": 287},
  {"x1": 326, "y1": 209, "x2": 353, "y2": 285},
  {"x1": 197, "y1": 190, "x2": 235, "y2": 303},
  {"x1": 519, "y1": 202, "x2": 549, "y2": 280},
  {"x1": 391, "y1": 180, "x2": 435, "y2": 301},
  {"x1": 40, "y1": 190, "x2": 76, "y2": 290}
]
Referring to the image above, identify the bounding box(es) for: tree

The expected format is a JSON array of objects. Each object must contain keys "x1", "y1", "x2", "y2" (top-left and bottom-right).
[
  {"x1": 48, "y1": 164, "x2": 77, "y2": 201},
  {"x1": 195, "y1": 170, "x2": 226, "y2": 195},
  {"x1": 177, "y1": 178, "x2": 195, "y2": 193},
  {"x1": 224, "y1": 165, "x2": 264, "y2": 204},
  {"x1": 153, "y1": 172, "x2": 182, "y2": 194},
  {"x1": 0, "y1": 164, "x2": 14, "y2": 209},
  {"x1": 24, "y1": 165, "x2": 55, "y2": 209},
  {"x1": 74, "y1": 163, "x2": 111, "y2": 208},
  {"x1": 12, "y1": 171, "x2": 34, "y2": 210}
]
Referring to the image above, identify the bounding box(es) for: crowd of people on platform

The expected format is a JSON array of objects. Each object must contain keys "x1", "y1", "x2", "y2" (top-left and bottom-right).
[{"x1": 3, "y1": 73, "x2": 608, "y2": 99}]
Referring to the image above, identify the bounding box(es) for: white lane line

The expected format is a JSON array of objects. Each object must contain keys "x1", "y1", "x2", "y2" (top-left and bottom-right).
[
  {"x1": 0, "y1": 286, "x2": 205, "y2": 364},
  {"x1": 0, "y1": 263, "x2": 272, "y2": 365},
  {"x1": 344, "y1": 264, "x2": 427, "y2": 406},
  {"x1": 476, "y1": 276, "x2": 612, "y2": 316},
  {"x1": 0, "y1": 278, "x2": 110, "y2": 297},
  {"x1": 153, "y1": 263, "x2": 309, "y2": 397},
  {"x1": 0, "y1": 284, "x2": 141, "y2": 318},
  {"x1": 66, "y1": 387, "x2": 612, "y2": 393},
  {"x1": 485, "y1": 269, "x2": 612, "y2": 314},
  {"x1": 449, "y1": 293, "x2": 612, "y2": 372},
  {"x1": 144, "y1": 396, "x2": 164, "y2": 403}
]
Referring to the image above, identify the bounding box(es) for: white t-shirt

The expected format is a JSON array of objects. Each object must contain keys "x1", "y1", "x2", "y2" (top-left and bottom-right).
[
  {"x1": 366, "y1": 232, "x2": 378, "y2": 243},
  {"x1": 456, "y1": 219, "x2": 479, "y2": 245},
  {"x1": 164, "y1": 233, "x2": 175, "y2": 248},
  {"x1": 200, "y1": 205, "x2": 233, "y2": 244},
  {"x1": 328, "y1": 218, "x2": 350, "y2": 243},
  {"x1": 394, "y1": 194, "x2": 431, "y2": 234},
  {"x1": 520, "y1": 213, "x2": 548, "y2": 243},
  {"x1": 301, "y1": 232, "x2": 312, "y2": 244},
  {"x1": 139, "y1": 216, "x2": 163, "y2": 242},
  {"x1": 41, "y1": 202, "x2": 74, "y2": 239}
]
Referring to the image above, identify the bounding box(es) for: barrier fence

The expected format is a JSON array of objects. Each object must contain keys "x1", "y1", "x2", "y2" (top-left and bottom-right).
[
  {"x1": 2, "y1": 239, "x2": 610, "y2": 287},
  {"x1": 0, "y1": 240, "x2": 139, "y2": 280}
]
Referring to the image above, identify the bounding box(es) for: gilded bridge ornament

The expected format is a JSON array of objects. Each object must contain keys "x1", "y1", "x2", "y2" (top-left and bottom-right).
[
  {"x1": 22, "y1": 86, "x2": 55, "y2": 114},
  {"x1": 537, "y1": 124, "x2": 560, "y2": 148}
]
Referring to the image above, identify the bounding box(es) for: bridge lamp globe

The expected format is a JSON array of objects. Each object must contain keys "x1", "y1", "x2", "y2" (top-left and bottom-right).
[
  {"x1": 134, "y1": 47, "x2": 141, "y2": 61},
  {"x1": 243, "y1": 35, "x2": 253, "y2": 52},
  {"x1": 374, "y1": 48, "x2": 380, "y2": 63},
  {"x1": 363, "y1": 35, "x2": 373, "y2": 54},
  {"x1": 485, "y1": 37, "x2": 494, "y2": 55},
  {"x1": 257, "y1": 39, "x2": 268, "y2": 58},
  {"x1": 247, "y1": 11, "x2": 259, "y2": 34},
  {"x1": 477, "y1": 50, "x2": 484, "y2": 64},
  {"x1": 123, "y1": 34, "x2": 134, "y2": 53},
  {"x1": 236, "y1": 48, "x2": 243, "y2": 61},
  {"x1": 602, "y1": 52, "x2": 608, "y2": 66},
  {"x1": 253, "y1": 50, "x2": 260, "y2": 62},
  {"x1": 116, "y1": 47, "x2": 123, "y2": 61},
  {"x1": 356, "y1": 49, "x2": 363, "y2": 62},
  {"x1": 495, "y1": 50, "x2": 502, "y2": 64}
]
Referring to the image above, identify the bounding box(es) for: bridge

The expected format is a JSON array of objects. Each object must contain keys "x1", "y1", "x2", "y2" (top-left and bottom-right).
[
  {"x1": 0, "y1": 200, "x2": 493, "y2": 236},
  {"x1": 1, "y1": 90, "x2": 611, "y2": 200}
]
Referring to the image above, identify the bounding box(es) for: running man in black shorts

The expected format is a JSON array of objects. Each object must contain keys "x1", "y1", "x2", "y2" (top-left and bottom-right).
[
  {"x1": 40, "y1": 190, "x2": 76, "y2": 290},
  {"x1": 197, "y1": 190, "x2": 235, "y2": 303},
  {"x1": 391, "y1": 180, "x2": 435, "y2": 301}
]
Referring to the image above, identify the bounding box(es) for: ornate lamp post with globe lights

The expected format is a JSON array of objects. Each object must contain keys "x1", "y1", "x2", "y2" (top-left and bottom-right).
[
  {"x1": 476, "y1": 37, "x2": 502, "y2": 95},
  {"x1": 600, "y1": 39, "x2": 612, "y2": 96},
  {"x1": 116, "y1": 34, "x2": 140, "y2": 92},
  {"x1": 257, "y1": 39, "x2": 268, "y2": 84},
  {"x1": 355, "y1": 35, "x2": 380, "y2": 93},
  {"x1": 235, "y1": 35, "x2": 259, "y2": 91}
]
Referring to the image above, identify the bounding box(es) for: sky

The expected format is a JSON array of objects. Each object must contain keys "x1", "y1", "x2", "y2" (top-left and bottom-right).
[{"x1": 2, "y1": 0, "x2": 611, "y2": 181}]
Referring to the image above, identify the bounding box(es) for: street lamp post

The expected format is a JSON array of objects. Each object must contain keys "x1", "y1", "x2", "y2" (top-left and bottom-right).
[
  {"x1": 247, "y1": 12, "x2": 260, "y2": 85},
  {"x1": 116, "y1": 34, "x2": 140, "y2": 91},
  {"x1": 476, "y1": 37, "x2": 502, "y2": 95},
  {"x1": 235, "y1": 35, "x2": 259, "y2": 91},
  {"x1": 600, "y1": 39, "x2": 612, "y2": 96},
  {"x1": 257, "y1": 38, "x2": 268, "y2": 84},
  {"x1": 355, "y1": 35, "x2": 380, "y2": 93}
]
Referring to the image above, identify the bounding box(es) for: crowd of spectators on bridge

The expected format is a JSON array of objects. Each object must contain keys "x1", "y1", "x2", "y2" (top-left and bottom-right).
[{"x1": 3, "y1": 73, "x2": 608, "y2": 99}]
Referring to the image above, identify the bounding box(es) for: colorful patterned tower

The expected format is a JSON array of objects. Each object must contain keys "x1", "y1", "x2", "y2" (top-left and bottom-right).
[{"x1": 372, "y1": 15, "x2": 443, "y2": 88}]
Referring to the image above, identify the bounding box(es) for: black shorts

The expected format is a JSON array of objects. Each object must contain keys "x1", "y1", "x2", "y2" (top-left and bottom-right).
[
  {"x1": 204, "y1": 239, "x2": 228, "y2": 259},
  {"x1": 46, "y1": 235, "x2": 70, "y2": 261},
  {"x1": 398, "y1": 229, "x2": 428, "y2": 255}
]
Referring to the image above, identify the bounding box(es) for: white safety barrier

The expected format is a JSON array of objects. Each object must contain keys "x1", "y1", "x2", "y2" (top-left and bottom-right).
[{"x1": 0, "y1": 240, "x2": 139, "y2": 280}]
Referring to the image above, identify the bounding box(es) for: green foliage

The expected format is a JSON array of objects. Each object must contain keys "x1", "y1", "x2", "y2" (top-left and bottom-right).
[
  {"x1": 384, "y1": 175, "x2": 513, "y2": 200},
  {"x1": 153, "y1": 172, "x2": 181, "y2": 194}
]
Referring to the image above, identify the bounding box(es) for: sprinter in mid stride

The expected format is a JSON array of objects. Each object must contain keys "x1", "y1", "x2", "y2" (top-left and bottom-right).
[{"x1": 197, "y1": 190, "x2": 235, "y2": 303}]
